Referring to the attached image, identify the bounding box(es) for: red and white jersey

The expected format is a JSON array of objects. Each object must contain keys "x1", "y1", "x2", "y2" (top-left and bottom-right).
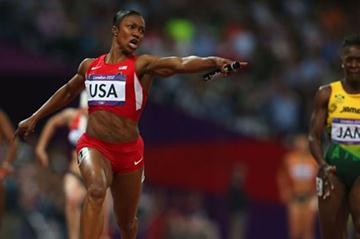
[
  {"x1": 68, "y1": 111, "x2": 87, "y2": 146},
  {"x1": 85, "y1": 54, "x2": 148, "y2": 122}
]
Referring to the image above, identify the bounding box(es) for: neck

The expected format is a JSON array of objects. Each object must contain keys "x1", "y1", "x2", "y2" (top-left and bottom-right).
[
  {"x1": 106, "y1": 44, "x2": 131, "y2": 64},
  {"x1": 343, "y1": 79, "x2": 360, "y2": 93}
]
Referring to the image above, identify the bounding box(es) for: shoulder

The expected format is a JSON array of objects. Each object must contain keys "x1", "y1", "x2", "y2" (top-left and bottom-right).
[
  {"x1": 78, "y1": 58, "x2": 96, "y2": 75},
  {"x1": 81, "y1": 58, "x2": 96, "y2": 66},
  {"x1": 135, "y1": 54, "x2": 159, "y2": 75},
  {"x1": 136, "y1": 54, "x2": 159, "y2": 65},
  {"x1": 318, "y1": 80, "x2": 342, "y2": 93},
  {"x1": 313, "y1": 84, "x2": 331, "y2": 106},
  {"x1": 317, "y1": 84, "x2": 331, "y2": 97}
]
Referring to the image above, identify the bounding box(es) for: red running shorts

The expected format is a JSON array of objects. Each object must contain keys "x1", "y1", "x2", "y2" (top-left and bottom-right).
[{"x1": 76, "y1": 133, "x2": 144, "y2": 174}]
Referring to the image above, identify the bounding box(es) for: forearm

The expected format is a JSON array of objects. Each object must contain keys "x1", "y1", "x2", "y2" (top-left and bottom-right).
[
  {"x1": 308, "y1": 135, "x2": 326, "y2": 166},
  {"x1": 178, "y1": 56, "x2": 219, "y2": 73},
  {"x1": 36, "y1": 122, "x2": 57, "y2": 151}
]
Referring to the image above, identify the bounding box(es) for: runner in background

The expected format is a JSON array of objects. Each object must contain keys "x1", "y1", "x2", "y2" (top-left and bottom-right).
[
  {"x1": 0, "y1": 109, "x2": 18, "y2": 227},
  {"x1": 278, "y1": 134, "x2": 318, "y2": 239}
]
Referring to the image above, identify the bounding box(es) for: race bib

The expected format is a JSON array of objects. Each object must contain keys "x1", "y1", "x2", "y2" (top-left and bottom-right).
[
  {"x1": 85, "y1": 74, "x2": 126, "y2": 105},
  {"x1": 316, "y1": 177, "x2": 323, "y2": 197},
  {"x1": 331, "y1": 118, "x2": 360, "y2": 144},
  {"x1": 78, "y1": 147, "x2": 90, "y2": 165}
]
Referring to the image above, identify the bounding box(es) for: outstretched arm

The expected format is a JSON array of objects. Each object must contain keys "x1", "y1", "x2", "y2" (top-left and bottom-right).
[
  {"x1": 15, "y1": 58, "x2": 93, "y2": 139},
  {"x1": 35, "y1": 108, "x2": 77, "y2": 167},
  {"x1": 138, "y1": 54, "x2": 246, "y2": 77}
]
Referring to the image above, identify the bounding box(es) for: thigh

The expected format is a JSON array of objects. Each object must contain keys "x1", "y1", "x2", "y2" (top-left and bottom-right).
[
  {"x1": 78, "y1": 147, "x2": 113, "y2": 188},
  {"x1": 288, "y1": 202, "x2": 301, "y2": 225},
  {"x1": 302, "y1": 197, "x2": 318, "y2": 225},
  {"x1": 349, "y1": 177, "x2": 360, "y2": 228},
  {"x1": 318, "y1": 174, "x2": 348, "y2": 238},
  {"x1": 110, "y1": 167, "x2": 143, "y2": 222}
]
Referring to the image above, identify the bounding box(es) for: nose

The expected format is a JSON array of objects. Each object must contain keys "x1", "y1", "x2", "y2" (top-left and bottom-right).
[
  {"x1": 350, "y1": 58, "x2": 360, "y2": 67},
  {"x1": 132, "y1": 29, "x2": 143, "y2": 39}
]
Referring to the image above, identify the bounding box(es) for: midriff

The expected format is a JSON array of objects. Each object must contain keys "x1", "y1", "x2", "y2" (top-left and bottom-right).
[{"x1": 86, "y1": 110, "x2": 139, "y2": 143}]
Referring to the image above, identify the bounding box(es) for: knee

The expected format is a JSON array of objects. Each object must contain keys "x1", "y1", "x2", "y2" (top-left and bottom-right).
[{"x1": 87, "y1": 183, "x2": 108, "y2": 205}]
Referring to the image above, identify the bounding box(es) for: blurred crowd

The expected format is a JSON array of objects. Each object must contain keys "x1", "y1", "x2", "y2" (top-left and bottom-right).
[{"x1": 1, "y1": 0, "x2": 359, "y2": 138}]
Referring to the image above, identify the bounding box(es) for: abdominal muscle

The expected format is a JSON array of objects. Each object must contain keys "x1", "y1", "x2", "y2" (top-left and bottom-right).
[{"x1": 86, "y1": 110, "x2": 139, "y2": 143}]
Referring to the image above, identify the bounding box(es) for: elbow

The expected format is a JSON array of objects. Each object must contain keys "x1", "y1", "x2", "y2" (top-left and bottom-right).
[
  {"x1": 307, "y1": 133, "x2": 318, "y2": 146},
  {"x1": 167, "y1": 62, "x2": 185, "y2": 74},
  {"x1": 174, "y1": 57, "x2": 190, "y2": 73},
  {"x1": 308, "y1": 132, "x2": 320, "y2": 143},
  {"x1": 161, "y1": 69, "x2": 177, "y2": 77},
  {"x1": 64, "y1": 84, "x2": 75, "y2": 99},
  {"x1": 308, "y1": 134, "x2": 316, "y2": 146}
]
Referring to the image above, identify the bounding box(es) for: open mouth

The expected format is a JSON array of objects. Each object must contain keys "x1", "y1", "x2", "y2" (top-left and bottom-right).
[{"x1": 129, "y1": 39, "x2": 139, "y2": 49}]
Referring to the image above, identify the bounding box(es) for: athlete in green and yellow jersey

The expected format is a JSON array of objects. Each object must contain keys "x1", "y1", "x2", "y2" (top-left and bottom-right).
[{"x1": 309, "y1": 34, "x2": 360, "y2": 239}]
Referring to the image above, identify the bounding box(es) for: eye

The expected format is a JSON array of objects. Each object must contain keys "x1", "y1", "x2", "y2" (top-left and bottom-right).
[
  {"x1": 139, "y1": 27, "x2": 145, "y2": 34},
  {"x1": 346, "y1": 57, "x2": 360, "y2": 63}
]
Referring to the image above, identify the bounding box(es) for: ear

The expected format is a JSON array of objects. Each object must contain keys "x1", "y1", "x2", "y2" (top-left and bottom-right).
[{"x1": 112, "y1": 26, "x2": 118, "y2": 36}]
